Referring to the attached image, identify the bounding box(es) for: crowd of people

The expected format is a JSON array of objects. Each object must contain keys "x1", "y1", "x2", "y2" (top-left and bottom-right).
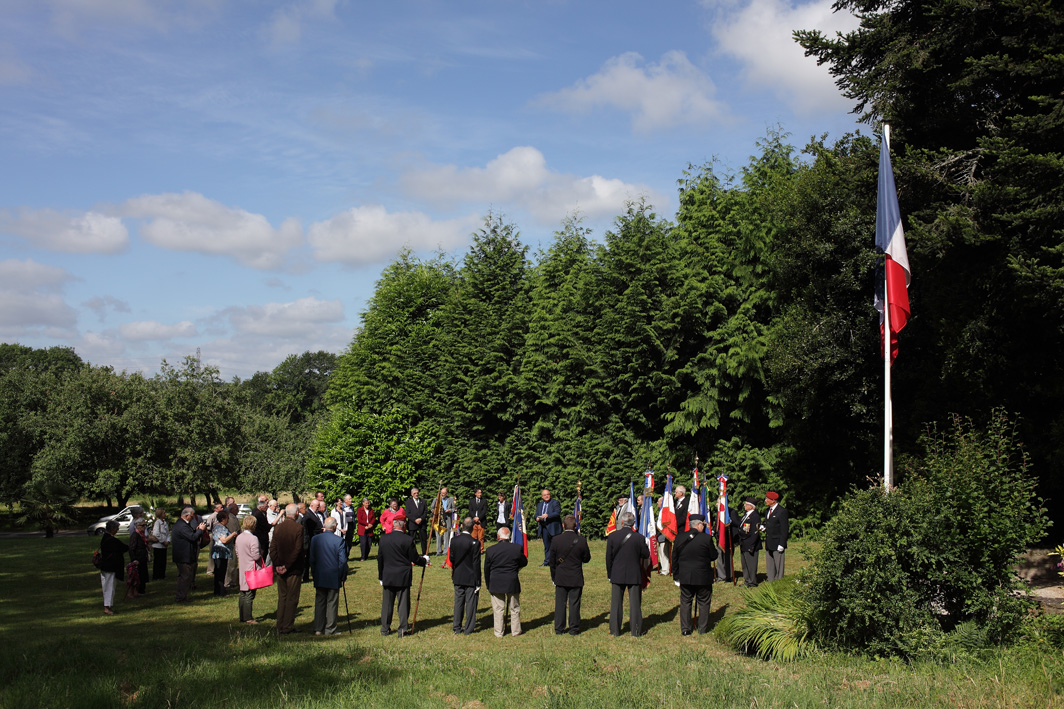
[{"x1": 95, "y1": 486, "x2": 789, "y2": 639}]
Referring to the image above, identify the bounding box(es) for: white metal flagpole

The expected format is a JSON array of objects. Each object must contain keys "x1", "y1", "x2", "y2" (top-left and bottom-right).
[{"x1": 883, "y1": 124, "x2": 893, "y2": 493}]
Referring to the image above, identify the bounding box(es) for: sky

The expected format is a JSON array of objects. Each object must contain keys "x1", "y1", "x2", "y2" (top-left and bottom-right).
[{"x1": 0, "y1": 0, "x2": 863, "y2": 380}]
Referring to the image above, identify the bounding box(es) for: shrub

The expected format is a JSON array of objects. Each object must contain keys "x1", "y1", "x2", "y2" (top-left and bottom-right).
[{"x1": 804, "y1": 411, "x2": 1048, "y2": 657}]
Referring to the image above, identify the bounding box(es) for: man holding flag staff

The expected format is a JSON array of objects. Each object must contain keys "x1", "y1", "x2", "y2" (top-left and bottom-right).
[
  {"x1": 762, "y1": 491, "x2": 789, "y2": 581},
  {"x1": 735, "y1": 497, "x2": 761, "y2": 587},
  {"x1": 672, "y1": 513, "x2": 718, "y2": 635}
]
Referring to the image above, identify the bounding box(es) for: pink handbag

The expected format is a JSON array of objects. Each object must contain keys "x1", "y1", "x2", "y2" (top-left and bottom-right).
[{"x1": 245, "y1": 560, "x2": 274, "y2": 590}]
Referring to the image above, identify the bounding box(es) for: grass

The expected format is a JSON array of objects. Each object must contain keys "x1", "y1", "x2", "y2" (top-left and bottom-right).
[{"x1": 1, "y1": 537, "x2": 1063, "y2": 708}]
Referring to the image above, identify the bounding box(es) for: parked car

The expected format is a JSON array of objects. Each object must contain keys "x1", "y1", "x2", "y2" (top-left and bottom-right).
[{"x1": 87, "y1": 505, "x2": 146, "y2": 536}]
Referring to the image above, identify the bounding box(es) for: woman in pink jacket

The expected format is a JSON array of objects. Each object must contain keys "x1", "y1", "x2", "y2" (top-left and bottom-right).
[{"x1": 235, "y1": 515, "x2": 262, "y2": 624}]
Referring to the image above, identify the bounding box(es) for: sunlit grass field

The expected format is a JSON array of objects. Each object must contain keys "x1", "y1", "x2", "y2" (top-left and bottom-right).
[{"x1": 1, "y1": 536, "x2": 1061, "y2": 708}]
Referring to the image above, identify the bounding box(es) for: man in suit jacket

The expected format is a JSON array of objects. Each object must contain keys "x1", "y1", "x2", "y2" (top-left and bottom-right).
[
  {"x1": 734, "y1": 497, "x2": 761, "y2": 587},
  {"x1": 763, "y1": 491, "x2": 789, "y2": 581},
  {"x1": 301, "y1": 499, "x2": 325, "y2": 582},
  {"x1": 714, "y1": 501, "x2": 740, "y2": 583},
  {"x1": 270, "y1": 504, "x2": 305, "y2": 634},
  {"x1": 605, "y1": 512, "x2": 650, "y2": 637},
  {"x1": 449, "y1": 517, "x2": 481, "y2": 635},
  {"x1": 673, "y1": 514, "x2": 718, "y2": 635},
  {"x1": 483, "y1": 527, "x2": 527, "y2": 637},
  {"x1": 172, "y1": 506, "x2": 205, "y2": 603},
  {"x1": 404, "y1": 488, "x2": 428, "y2": 551},
  {"x1": 468, "y1": 489, "x2": 489, "y2": 547},
  {"x1": 309, "y1": 517, "x2": 349, "y2": 636},
  {"x1": 535, "y1": 489, "x2": 563, "y2": 567},
  {"x1": 674, "y1": 485, "x2": 690, "y2": 533},
  {"x1": 377, "y1": 518, "x2": 429, "y2": 637},
  {"x1": 549, "y1": 514, "x2": 591, "y2": 635},
  {"x1": 251, "y1": 496, "x2": 271, "y2": 561}
]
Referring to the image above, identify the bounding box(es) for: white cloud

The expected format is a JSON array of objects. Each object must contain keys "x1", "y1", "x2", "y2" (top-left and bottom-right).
[
  {"x1": 83, "y1": 295, "x2": 131, "y2": 322},
  {"x1": 710, "y1": 0, "x2": 860, "y2": 114},
  {"x1": 224, "y1": 296, "x2": 345, "y2": 337},
  {"x1": 0, "y1": 259, "x2": 77, "y2": 332},
  {"x1": 308, "y1": 206, "x2": 477, "y2": 266},
  {"x1": 263, "y1": 0, "x2": 340, "y2": 48},
  {"x1": 120, "y1": 192, "x2": 303, "y2": 270},
  {"x1": 0, "y1": 208, "x2": 129, "y2": 253},
  {"x1": 537, "y1": 51, "x2": 726, "y2": 132},
  {"x1": 119, "y1": 320, "x2": 197, "y2": 341},
  {"x1": 400, "y1": 146, "x2": 660, "y2": 225}
]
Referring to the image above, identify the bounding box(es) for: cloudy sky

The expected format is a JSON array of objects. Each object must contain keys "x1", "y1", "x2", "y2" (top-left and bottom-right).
[{"x1": 0, "y1": 0, "x2": 861, "y2": 380}]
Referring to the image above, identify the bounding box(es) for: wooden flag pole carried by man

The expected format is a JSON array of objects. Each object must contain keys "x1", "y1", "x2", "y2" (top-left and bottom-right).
[
  {"x1": 876, "y1": 124, "x2": 911, "y2": 492},
  {"x1": 411, "y1": 484, "x2": 443, "y2": 630}
]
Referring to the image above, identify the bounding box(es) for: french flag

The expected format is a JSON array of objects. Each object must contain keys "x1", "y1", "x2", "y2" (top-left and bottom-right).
[
  {"x1": 510, "y1": 484, "x2": 528, "y2": 557},
  {"x1": 875, "y1": 130, "x2": 911, "y2": 363}
]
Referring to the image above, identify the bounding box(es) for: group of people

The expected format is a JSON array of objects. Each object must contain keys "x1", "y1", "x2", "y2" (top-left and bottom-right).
[
  {"x1": 96, "y1": 485, "x2": 790, "y2": 640},
  {"x1": 612, "y1": 486, "x2": 790, "y2": 588}
]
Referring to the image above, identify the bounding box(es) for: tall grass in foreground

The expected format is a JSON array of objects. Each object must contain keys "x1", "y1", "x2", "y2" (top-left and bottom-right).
[
  {"x1": 714, "y1": 578, "x2": 816, "y2": 661},
  {"x1": 0, "y1": 537, "x2": 1062, "y2": 708}
]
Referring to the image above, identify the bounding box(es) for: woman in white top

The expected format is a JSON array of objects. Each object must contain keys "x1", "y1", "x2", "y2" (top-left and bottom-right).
[
  {"x1": 150, "y1": 508, "x2": 171, "y2": 580},
  {"x1": 265, "y1": 499, "x2": 280, "y2": 542},
  {"x1": 330, "y1": 498, "x2": 348, "y2": 538}
]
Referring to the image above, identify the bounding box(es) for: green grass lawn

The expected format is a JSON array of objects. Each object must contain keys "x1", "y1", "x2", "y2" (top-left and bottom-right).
[{"x1": 1, "y1": 536, "x2": 1061, "y2": 708}]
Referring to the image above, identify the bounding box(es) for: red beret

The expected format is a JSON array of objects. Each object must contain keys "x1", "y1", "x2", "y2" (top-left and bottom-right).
[{"x1": 765, "y1": 491, "x2": 780, "y2": 501}]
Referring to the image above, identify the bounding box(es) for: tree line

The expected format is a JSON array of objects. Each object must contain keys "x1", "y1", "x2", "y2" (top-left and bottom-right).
[{"x1": 0, "y1": 344, "x2": 335, "y2": 509}]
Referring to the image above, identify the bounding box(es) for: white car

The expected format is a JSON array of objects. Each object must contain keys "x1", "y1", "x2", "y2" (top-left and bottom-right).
[{"x1": 87, "y1": 505, "x2": 146, "y2": 536}]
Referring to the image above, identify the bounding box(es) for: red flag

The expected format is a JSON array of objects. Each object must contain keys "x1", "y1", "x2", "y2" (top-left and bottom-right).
[
  {"x1": 657, "y1": 475, "x2": 677, "y2": 542},
  {"x1": 875, "y1": 130, "x2": 911, "y2": 363}
]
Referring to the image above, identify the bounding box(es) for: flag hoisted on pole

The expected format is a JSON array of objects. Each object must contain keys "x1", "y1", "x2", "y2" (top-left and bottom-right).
[
  {"x1": 573, "y1": 480, "x2": 582, "y2": 532},
  {"x1": 637, "y1": 476, "x2": 659, "y2": 585},
  {"x1": 510, "y1": 483, "x2": 528, "y2": 557},
  {"x1": 658, "y1": 474, "x2": 677, "y2": 542},
  {"x1": 875, "y1": 124, "x2": 911, "y2": 492}
]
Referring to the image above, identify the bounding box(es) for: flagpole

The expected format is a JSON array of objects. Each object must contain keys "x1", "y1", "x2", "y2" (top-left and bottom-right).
[{"x1": 883, "y1": 123, "x2": 893, "y2": 494}]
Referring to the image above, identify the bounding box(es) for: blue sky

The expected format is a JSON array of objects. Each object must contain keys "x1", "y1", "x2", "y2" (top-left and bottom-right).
[{"x1": 0, "y1": 0, "x2": 862, "y2": 379}]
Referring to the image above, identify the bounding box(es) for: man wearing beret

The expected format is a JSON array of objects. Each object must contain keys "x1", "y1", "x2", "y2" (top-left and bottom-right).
[
  {"x1": 734, "y1": 496, "x2": 761, "y2": 587},
  {"x1": 762, "y1": 491, "x2": 789, "y2": 581},
  {"x1": 672, "y1": 513, "x2": 718, "y2": 635}
]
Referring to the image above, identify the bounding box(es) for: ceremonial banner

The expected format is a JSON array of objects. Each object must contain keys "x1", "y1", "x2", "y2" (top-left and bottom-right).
[
  {"x1": 510, "y1": 484, "x2": 528, "y2": 557},
  {"x1": 657, "y1": 475, "x2": 677, "y2": 542},
  {"x1": 573, "y1": 495, "x2": 582, "y2": 532}
]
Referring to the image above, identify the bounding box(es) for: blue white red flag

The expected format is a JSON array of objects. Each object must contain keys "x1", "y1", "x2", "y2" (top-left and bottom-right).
[
  {"x1": 573, "y1": 496, "x2": 582, "y2": 532},
  {"x1": 716, "y1": 474, "x2": 731, "y2": 545},
  {"x1": 637, "y1": 484, "x2": 659, "y2": 581},
  {"x1": 657, "y1": 475, "x2": 677, "y2": 542},
  {"x1": 510, "y1": 484, "x2": 528, "y2": 557},
  {"x1": 875, "y1": 131, "x2": 911, "y2": 364}
]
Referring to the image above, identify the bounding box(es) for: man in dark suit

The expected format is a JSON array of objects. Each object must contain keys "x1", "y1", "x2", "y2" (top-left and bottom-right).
[
  {"x1": 468, "y1": 489, "x2": 489, "y2": 548},
  {"x1": 301, "y1": 499, "x2": 325, "y2": 582},
  {"x1": 763, "y1": 491, "x2": 789, "y2": 581},
  {"x1": 404, "y1": 488, "x2": 428, "y2": 551},
  {"x1": 309, "y1": 517, "x2": 349, "y2": 635},
  {"x1": 672, "y1": 514, "x2": 718, "y2": 635},
  {"x1": 535, "y1": 488, "x2": 563, "y2": 567},
  {"x1": 484, "y1": 527, "x2": 527, "y2": 637},
  {"x1": 172, "y1": 506, "x2": 205, "y2": 603},
  {"x1": 449, "y1": 517, "x2": 481, "y2": 635},
  {"x1": 605, "y1": 512, "x2": 650, "y2": 637},
  {"x1": 734, "y1": 497, "x2": 761, "y2": 587},
  {"x1": 714, "y1": 500, "x2": 740, "y2": 583},
  {"x1": 377, "y1": 518, "x2": 429, "y2": 637},
  {"x1": 270, "y1": 504, "x2": 305, "y2": 635},
  {"x1": 674, "y1": 485, "x2": 690, "y2": 533},
  {"x1": 548, "y1": 514, "x2": 591, "y2": 635}
]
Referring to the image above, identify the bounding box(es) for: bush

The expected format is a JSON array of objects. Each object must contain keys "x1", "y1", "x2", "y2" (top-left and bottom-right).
[{"x1": 804, "y1": 411, "x2": 1048, "y2": 657}]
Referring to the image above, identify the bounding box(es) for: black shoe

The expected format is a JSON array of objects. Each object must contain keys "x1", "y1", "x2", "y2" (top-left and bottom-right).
[
  {"x1": 681, "y1": 630, "x2": 692, "y2": 636},
  {"x1": 540, "y1": 562, "x2": 549, "y2": 567},
  {"x1": 381, "y1": 630, "x2": 390, "y2": 636}
]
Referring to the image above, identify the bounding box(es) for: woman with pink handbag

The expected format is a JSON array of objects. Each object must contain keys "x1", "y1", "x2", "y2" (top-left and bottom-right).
[{"x1": 236, "y1": 515, "x2": 269, "y2": 624}]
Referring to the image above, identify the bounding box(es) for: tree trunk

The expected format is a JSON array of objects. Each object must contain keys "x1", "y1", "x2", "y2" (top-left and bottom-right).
[
  {"x1": 291, "y1": 491, "x2": 300, "y2": 504},
  {"x1": 209, "y1": 488, "x2": 222, "y2": 505},
  {"x1": 45, "y1": 525, "x2": 54, "y2": 538},
  {"x1": 177, "y1": 493, "x2": 185, "y2": 506},
  {"x1": 105, "y1": 496, "x2": 113, "y2": 510},
  {"x1": 116, "y1": 493, "x2": 129, "y2": 508}
]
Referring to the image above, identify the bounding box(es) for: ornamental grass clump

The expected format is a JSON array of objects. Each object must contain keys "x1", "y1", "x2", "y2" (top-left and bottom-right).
[{"x1": 714, "y1": 577, "x2": 817, "y2": 661}]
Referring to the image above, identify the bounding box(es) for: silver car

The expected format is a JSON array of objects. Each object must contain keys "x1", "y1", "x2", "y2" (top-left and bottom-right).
[{"x1": 87, "y1": 505, "x2": 146, "y2": 536}]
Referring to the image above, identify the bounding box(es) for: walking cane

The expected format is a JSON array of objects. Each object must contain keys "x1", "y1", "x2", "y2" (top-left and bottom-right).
[{"x1": 342, "y1": 577, "x2": 353, "y2": 634}]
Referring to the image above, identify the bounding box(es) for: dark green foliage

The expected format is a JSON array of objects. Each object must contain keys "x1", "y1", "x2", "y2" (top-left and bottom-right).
[
  {"x1": 305, "y1": 406, "x2": 435, "y2": 507},
  {"x1": 805, "y1": 412, "x2": 1048, "y2": 657},
  {"x1": 15, "y1": 479, "x2": 78, "y2": 538}
]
